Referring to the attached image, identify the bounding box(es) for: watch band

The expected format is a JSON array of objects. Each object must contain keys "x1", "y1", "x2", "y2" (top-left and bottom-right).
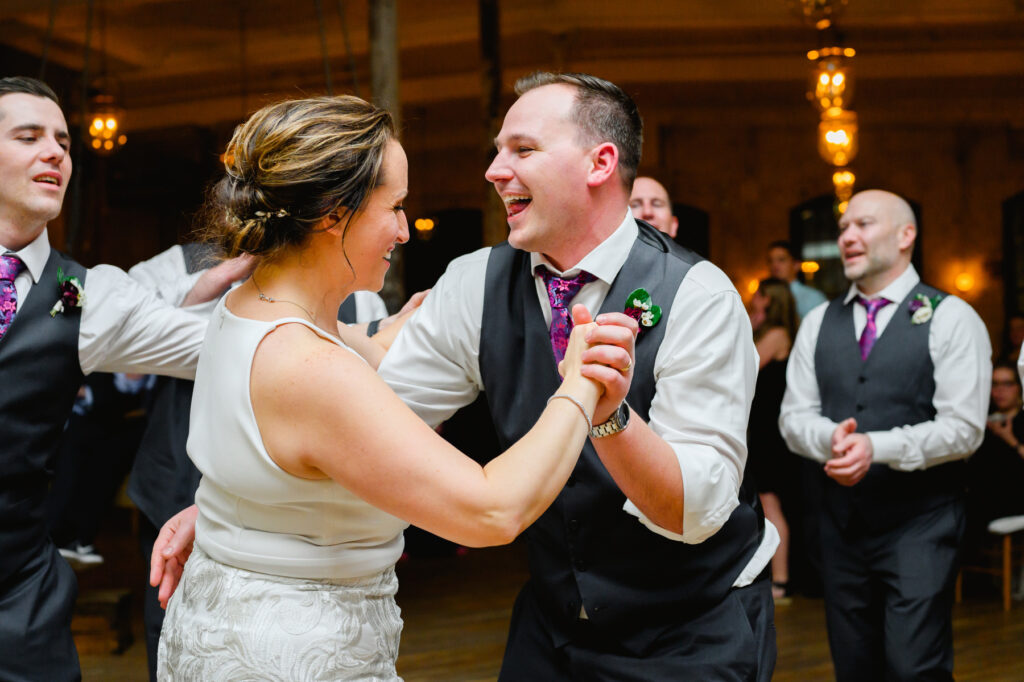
[{"x1": 590, "y1": 401, "x2": 630, "y2": 438}]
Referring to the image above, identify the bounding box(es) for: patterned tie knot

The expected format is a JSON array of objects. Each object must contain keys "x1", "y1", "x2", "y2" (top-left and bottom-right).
[
  {"x1": 855, "y1": 295, "x2": 892, "y2": 318},
  {"x1": 0, "y1": 254, "x2": 25, "y2": 281},
  {"x1": 536, "y1": 266, "x2": 596, "y2": 309}
]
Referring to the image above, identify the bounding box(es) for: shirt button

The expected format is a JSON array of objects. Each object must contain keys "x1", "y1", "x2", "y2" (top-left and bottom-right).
[
  {"x1": 574, "y1": 558, "x2": 586, "y2": 572},
  {"x1": 568, "y1": 519, "x2": 579, "y2": 532}
]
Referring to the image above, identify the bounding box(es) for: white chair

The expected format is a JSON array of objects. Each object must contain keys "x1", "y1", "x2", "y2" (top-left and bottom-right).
[{"x1": 958, "y1": 515, "x2": 1024, "y2": 612}]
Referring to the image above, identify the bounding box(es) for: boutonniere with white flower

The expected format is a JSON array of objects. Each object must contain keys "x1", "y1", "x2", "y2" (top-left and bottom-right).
[
  {"x1": 50, "y1": 267, "x2": 85, "y2": 317},
  {"x1": 624, "y1": 288, "x2": 662, "y2": 333},
  {"x1": 908, "y1": 293, "x2": 942, "y2": 325}
]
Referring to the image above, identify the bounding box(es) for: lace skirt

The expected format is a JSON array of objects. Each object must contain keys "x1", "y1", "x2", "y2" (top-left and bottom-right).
[{"x1": 158, "y1": 546, "x2": 402, "y2": 681}]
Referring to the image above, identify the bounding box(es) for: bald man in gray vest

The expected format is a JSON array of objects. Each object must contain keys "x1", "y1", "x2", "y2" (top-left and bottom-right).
[{"x1": 780, "y1": 189, "x2": 991, "y2": 681}]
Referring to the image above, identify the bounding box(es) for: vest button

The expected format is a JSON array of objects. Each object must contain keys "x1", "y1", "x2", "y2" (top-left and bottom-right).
[
  {"x1": 574, "y1": 558, "x2": 587, "y2": 571},
  {"x1": 566, "y1": 601, "x2": 576, "y2": 615},
  {"x1": 858, "y1": 376, "x2": 866, "y2": 383},
  {"x1": 856, "y1": 404, "x2": 864, "y2": 411},
  {"x1": 568, "y1": 519, "x2": 580, "y2": 532}
]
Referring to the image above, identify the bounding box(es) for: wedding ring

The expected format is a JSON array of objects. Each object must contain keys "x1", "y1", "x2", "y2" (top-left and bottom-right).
[{"x1": 621, "y1": 359, "x2": 632, "y2": 374}]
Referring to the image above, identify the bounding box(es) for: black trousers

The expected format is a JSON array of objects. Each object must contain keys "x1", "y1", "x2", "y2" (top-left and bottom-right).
[
  {"x1": 498, "y1": 573, "x2": 776, "y2": 682},
  {"x1": 820, "y1": 500, "x2": 964, "y2": 682},
  {"x1": 0, "y1": 544, "x2": 81, "y2": 682}
]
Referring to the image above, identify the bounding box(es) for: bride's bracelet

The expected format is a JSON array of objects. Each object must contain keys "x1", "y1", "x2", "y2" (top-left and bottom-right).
[{"x1": 547, "y1": 394, "x2": 593, "y2": 431}]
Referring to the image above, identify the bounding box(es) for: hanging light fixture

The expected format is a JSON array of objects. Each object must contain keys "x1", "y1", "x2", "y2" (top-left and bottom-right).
[
  {"x1": 789, "y1": 0, "x2": 849, "y2": 31},
  {"x1": 86, "y1": 3, "x2": 126, "y2": 155},
  {"x1": 798, "y1": 1, "x2": 858, "y2": 211},
  {"x1": 86, "y1": 83, "x2": 126, "y2": 155},
  {"x1": 818, "y1": 108, "x2": 858, "y2": 167},
  {"x1": 807, "y1": 46, "x2": 856, "y2": 112}
]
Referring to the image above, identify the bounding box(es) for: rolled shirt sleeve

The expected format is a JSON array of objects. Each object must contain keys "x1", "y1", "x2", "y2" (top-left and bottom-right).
[
  {"x1": 78, "y1": 265, "x2": 207, "y2": 379},
  {"x1": 377, "y1": 249, "x2": 488, "y2": 428},
  {"x1": 868, "y1": 295, "x2": 990, "y2": 469},
  {"x1": 623, "y1": 261, "x2": 759, "y2": 544},
  {"x1": 779, "y1": 302, "x2": 837, "y2": 463}
]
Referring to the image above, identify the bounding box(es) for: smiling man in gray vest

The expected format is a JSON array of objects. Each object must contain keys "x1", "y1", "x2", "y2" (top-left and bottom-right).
[
  {"x1": 379, "y1": 73, "x2": 777, "y2": 680},
  {"x1": 0, "y1": 76, "x2": 234, "y2": 682},
  {"x1": 780, "y1": 189, "x2": 991, "y2": 681}
]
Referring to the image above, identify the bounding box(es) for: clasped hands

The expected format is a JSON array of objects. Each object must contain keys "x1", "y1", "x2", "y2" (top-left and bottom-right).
[
  {"x1": 150, "y1": 304, "x2": 639, "y2": 608},
  {"x1": 560, "y1": 304, "x2": 638, "y2": 425},
  {"x1": 827, "y1": 417, "x2": 873, "y2": 486}
]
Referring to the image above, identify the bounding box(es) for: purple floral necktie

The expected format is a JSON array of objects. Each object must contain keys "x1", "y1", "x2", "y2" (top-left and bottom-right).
[
  {"x1": 855, "y1": 295, "x2": 892, "y2": 361},
  {"x1": 0, "y1": 254, "x2": 25, "y2": 341},
  {"x1": 536, "y1": 265, "x2": 596, "y2": 364}
]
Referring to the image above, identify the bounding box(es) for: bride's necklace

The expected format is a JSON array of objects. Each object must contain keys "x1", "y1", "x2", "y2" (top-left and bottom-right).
[{"x1": 252, "y1": 274, "x2": 317, "y2": 323}]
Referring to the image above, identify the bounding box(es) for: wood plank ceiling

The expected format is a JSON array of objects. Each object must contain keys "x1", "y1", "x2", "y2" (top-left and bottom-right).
[{"x1": 2, "y1": 0, "x2": 1023, "y2": 130}]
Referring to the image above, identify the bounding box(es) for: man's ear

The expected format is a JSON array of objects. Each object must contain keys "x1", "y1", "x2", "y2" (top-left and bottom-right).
[
  {"x1": 668, "y1": 216, "x2": 679, "y2": 239},
  {"x1": 586, "y1": 142, "x2": 620, "y2": 188},
  {"x1": 897, "y1": 221, "x2": 917, "y2": 253}
]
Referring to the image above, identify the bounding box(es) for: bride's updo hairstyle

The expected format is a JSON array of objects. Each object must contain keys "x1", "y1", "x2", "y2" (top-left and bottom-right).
[{"x1": 201, "y1": 96, "x2": 395, "y2": 260}]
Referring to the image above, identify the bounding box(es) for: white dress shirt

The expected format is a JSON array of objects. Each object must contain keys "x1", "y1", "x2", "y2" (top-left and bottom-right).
[
  {"x1": 379, "y1": 212, "x2": 777, "y2": 585},
  {"x1": 127, "y1": 244, "x2": 203, "y2": 306},
  {"x1": 128, "y1": 243, "x2": 389, "y2": 323},
  {"x1": 4, "y1": 229, "x2": 206, "y2": 378},
  {"x1": 779, "y1": 264, "x2": 991, "y2": 469}
]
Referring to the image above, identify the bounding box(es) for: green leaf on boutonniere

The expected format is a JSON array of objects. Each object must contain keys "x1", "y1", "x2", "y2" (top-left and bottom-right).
[{"x1": 624, "y1": 288, "x2": 662, "y2": 329}]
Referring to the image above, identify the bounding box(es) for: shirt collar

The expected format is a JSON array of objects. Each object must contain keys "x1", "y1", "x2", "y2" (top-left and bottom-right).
[
  {"x1": 530, "y1": 210, "x2": 637, "y2": 284},
  {"x1": 1, "y1": 228, "x2": 51, "y2": 284},
  {"x1": 843, "y1": 263, "x2": 920, "y2": 306}
]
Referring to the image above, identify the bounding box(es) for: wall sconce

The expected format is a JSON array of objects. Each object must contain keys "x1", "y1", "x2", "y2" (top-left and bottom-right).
[
  {"x1": 87, "y1": 93, "x2": 127, "y2": 155},
  {"x1": 414, "y1": 218, "x2": 435, "y2": 240},
  {"x1": 954, "y1": 272, "x2": 975, "y2": 293},
  {"x1": 818, "y1": 109, "x2": 858, "y2": 167},
  {"x1": 801, "y1": 261, "x2": 821, "y2": 274}
]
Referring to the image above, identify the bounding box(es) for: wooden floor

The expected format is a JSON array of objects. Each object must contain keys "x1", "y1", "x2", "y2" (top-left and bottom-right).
[{"x1": 78, "y1": 532, "x2": 1024, "y2": 681}]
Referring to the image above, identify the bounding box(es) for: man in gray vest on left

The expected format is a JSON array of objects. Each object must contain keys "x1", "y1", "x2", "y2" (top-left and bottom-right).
[
  {"x1": 780, "y1": 189, "x2": 991, "y2": 681},
  {"x1": 0, "y1": 76, "x2": 229, "y2": 682}
]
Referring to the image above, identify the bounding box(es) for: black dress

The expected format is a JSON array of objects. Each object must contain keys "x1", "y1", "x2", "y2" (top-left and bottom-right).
[
  {"x1": 747, "y1": 357, "x2": 798, "y2": 495},
  {"x1": 966, "y1": 411, "x2": 1024, "y2": 531}
]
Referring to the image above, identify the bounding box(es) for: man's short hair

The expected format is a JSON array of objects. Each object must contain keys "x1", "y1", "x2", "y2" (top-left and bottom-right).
[
  {"x1": 514, "y1": 72, "x2": 642, "y2": 189},
  {"x1": 767, "y1": 239, "x2": 799, "y2": 261},
  {"x1": 0, "y1": 76, "x2": 59, "y2": 104}
]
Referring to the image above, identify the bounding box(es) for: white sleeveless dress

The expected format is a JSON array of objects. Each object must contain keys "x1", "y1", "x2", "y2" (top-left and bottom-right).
[{"x1": 158, "y1": 298, "x2": 409, "y2": 681}]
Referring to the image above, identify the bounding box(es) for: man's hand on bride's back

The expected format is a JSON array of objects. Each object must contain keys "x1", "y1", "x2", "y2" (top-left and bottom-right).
[
  {"x1": 575, "y1": 306, "x2": 638, "y2": 425},
  {"x1": 150, "y1": 504, "x2": 198, "y2": 609}
]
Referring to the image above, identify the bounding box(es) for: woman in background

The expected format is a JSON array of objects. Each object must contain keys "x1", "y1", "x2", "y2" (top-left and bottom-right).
[
  {"x1": 966, "y1": 361, "x2": 1024, "y2": 548},
  {"x1": 748, "y1": 277, "x2": 800, "y2": 599}
]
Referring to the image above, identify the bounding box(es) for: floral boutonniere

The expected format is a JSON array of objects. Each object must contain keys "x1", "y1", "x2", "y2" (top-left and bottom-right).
[
  {"x1": 908, "y1": 292, "x2": 942, "y2": 325},
  {"x1": 50, "y1": 267, "x2": 85, "y2": 317},
  {"x1": 624, "y1": 288, "x2": 662, "y2": 333}
]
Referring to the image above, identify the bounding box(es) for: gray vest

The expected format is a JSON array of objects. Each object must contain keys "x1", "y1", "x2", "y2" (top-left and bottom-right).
[
  {"x1": 0, "y1": 250, "x2": 86, "y2": 581},
  {"x1": 479, "y1": 221, "x2": 761, "y2": 654},
  {"x1": 814, "y1": 283, "x2": 964, "y2": 531}
]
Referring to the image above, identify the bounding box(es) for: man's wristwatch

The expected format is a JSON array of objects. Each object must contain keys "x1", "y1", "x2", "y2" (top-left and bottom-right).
[{"x1": 590, "y1": 401, "x2": 630, "y2": 438}]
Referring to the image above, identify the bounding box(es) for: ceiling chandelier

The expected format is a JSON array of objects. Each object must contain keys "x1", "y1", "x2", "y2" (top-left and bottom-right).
[{"x1": 796, "y1": 0, "x2": 857, "y2": 212}]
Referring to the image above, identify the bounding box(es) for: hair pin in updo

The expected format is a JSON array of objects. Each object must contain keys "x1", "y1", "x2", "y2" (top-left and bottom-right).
[{"x1": 254, "y1": 209, "x2": 290, "y2": 219}]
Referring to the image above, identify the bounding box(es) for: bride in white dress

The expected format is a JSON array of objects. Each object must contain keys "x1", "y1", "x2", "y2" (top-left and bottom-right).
[{"x1": 155, "y1": 96, "x2": 632, "y2": 681}]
